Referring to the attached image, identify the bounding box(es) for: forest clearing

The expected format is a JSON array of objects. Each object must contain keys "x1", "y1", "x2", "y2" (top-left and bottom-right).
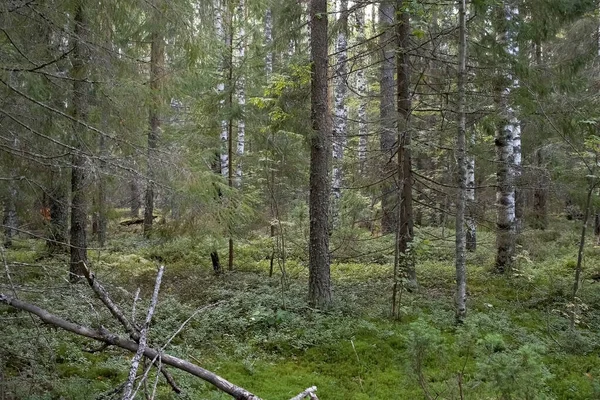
[{"x1": 3, "y1": 0, "x2": 600, "y2": 398}]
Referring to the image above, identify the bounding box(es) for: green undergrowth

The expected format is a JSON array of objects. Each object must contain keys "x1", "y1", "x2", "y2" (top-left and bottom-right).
[{"x1": 2, "y1": 217, "x2": 600, "y2": 399}]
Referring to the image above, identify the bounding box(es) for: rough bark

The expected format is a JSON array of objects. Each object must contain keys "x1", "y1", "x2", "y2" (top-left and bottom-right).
[
  {"x1": 130, "y1": 177, "x2": 141, "y2": 217},
  {"x1": 69, "y1": 2, "x2": 89, "y2": 283},
  {"x1": 331, "y1": 0, "x2": 348, "y2": 226},
  {"x1": 216, "y1": 4, "x2": 229, "y2": 178},
  {"x1": 144, "y1": 4, "x2": 165, "y2": 237},
  {"x1": 97, "y1": 125, "x2": 107, "y2": 247},
  {"x1": 308, "y1": 0, "x2": 332, "y2": 309},
  {"x1": 47, "y1": 180, "x2": 68, "y2": 252},
  {"x1": 465, "y1": 135, "x2": 476, "y2": 251},
  {"x1": 265, "y1": 8, "x2": 273, "y2": 76},
  {"x1": 455, "y1": 0, "x2": 468, "y2": 323},
  {"x1": 379, "y1": 1, "x2": 397, "y2": 235},
  {"x1": 397, "y1": 1, "x2": 416, "y2": 288}
]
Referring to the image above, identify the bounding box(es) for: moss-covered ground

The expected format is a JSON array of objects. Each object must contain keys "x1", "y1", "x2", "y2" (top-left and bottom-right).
[{"x1": 2, "y1": 217, "x2": 600, "y2": 399}]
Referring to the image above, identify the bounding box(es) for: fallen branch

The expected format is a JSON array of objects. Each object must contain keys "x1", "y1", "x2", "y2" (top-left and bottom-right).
[
  {"x1": 122, "y1": 266, "x2": 164, "y2": 400},
  {"x1": 0, "y1": 294, "x2": 318, "y2": 400},
  {"x1": 81, "y1": 263, "x2": 180, "y2": 393}
]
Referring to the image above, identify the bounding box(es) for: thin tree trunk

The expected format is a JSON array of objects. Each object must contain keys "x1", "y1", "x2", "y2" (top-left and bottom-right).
[
  {"x1": 455, "y1": 0, "x2": 468, "y2": 323},
  {"x1": 465, "y1": 131, "x2": 476, "y2": 250},
  {"x1": 379, "y1": 1, "x2": 397, "y2": 235},
  {"x1": 397, "y1": 1, "x2": 416, "y2": 288},
  {"x1": 532, "y1": 148, "x2": 548, "y2": 229},
  {"x1": 69, "y1": 2, "x2": 89, "y2": 283},
  {"x1": 331, "y1": 0, "x2": 348, "y2": 227},
  {"x1": 571, "y1": 178, "x2": 595, "y2": 329},
  {"x1": 3, "y1": 177, "x2": 17, "y2": 249},
  {"x1": 308, "y1": 0, "x2": 332, "y2": 309},
  {"x1": 235, "y1": 0, "x2": 246, "y2": 187},
  {"x1": 356, "y1": 5, "x2": 368, "y2": 175},
  {"x1": 130, "y1": 177, "x2": 141, "y2": 218},
  {"x1": 216, "y1": 3, "x2": 229, "y2": 179},
  {"x1": 97, "y1": 123, "x2": 107, "y2": 247},
  {"x1": 143, "y1": 3, "x2": 164, "y2": 237}
]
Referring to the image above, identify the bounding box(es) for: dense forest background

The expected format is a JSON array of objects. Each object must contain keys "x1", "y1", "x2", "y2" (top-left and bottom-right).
[{"x1": 3, "y1": 0, "x2": 600, "y2": 398}]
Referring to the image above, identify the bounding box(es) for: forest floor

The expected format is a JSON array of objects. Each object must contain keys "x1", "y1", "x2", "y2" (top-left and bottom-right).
[{"x1": 2, "y1": 216, "x2": 600, "y2": 399}]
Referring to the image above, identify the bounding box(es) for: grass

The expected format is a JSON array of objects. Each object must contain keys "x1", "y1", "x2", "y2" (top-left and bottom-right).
[{"x1": 2, "y1": 216, "x2": 600, "y2": 399}]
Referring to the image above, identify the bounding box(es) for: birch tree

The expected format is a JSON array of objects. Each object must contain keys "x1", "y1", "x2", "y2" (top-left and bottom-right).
[
  {"x1": 355, "y1": 4, "x2": 368, "y2": 175},
  {"x1": 494, "y1": 3, "x2": 519, "y2": 273},
  {"x1": 331, "y1": 0, "x2": 348, "y2": 224},
  {"x1": 455, "y1": 0, "x2": 468, "y2": 322},
  {"x1": 235, "y1": 0, "x2": 246, "y2": 187}
]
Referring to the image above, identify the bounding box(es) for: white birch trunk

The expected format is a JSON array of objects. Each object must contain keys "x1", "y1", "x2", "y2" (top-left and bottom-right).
[
  {"x1": 215, "y1": 5, "x2": 228, "y2": 178},
  {"x1": 265, "y1": 8, "x2": 273, "y2": 76},
  {"x1": 331, "y1": 0, "x2": 348, "y2": 226},
  {"x1": 466, "y1": 132, "x2": 476, "y2": 251},
  {"x1": 355, "y1": 5, "x2": 368, "y2": 174},
  {"x1": 495, "y1": 3, "x2": 519, "y2": 271},
  {"x1": 455, "y1": 0, "x2": 468, "y2": 323},
  {"x1": 235, "y1": 0, "x2": 245, "y2": 187}
]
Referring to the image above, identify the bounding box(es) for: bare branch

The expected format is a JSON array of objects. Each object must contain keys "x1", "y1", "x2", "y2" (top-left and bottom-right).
[{"x1": 123, "y1": 266, "x2": 164, "y2": 400}]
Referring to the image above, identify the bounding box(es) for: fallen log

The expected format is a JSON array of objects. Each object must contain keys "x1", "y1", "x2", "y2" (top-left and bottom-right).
[{"x1": 0, "y1": 294, "x2": 318, "y2": 400}]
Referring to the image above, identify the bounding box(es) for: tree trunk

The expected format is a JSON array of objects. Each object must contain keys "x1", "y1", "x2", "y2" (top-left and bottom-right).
[
  {"x1": 97, "y1": 124, "x2": 107, "y2": 247},
  {"x1": 308, "y1": 0, "x2": 332, "y2": 309},
  {"x1": 69, "y1": 2, "x2": 89, "y2": 283},
  {"x1": 397, "y1": 1, "x2": 416, "y2": 288},
  {"x1": 356, "y1": 5, "x2": 368, "y2": 175},
  {"x1": 3, "y1": 177, "x2": 17, "y2": 249},
  {"x1": 216, "y1": 4, "x2": 229, "y2": 179},
  {"x1": 379, "y1": 1, "x2": 397, "y2": 235},
  {"x1": 130, "y1": 177, "x2": 141, "y2": 218},
  {"x1": 235, "y1": 0, "x2": 246, "y2": 187},
  {"x1": 532, "y1": 147, "x2": 548, "y2": 229},
  {"x1": 143, "y1": 4, "x2": 164, "y2": 237},
  {"x1": 331, "y1": 0, "x2": 348, "y2": 227},
  {"x1": 466, "y1": 131, "x2": 476, "y2": 251},
  {"x1": 494, "y1": 3, "x2": 517, "y2": 273},
  {"x1": 455, "y1": 0, "x2": 468, "y2": 323}
]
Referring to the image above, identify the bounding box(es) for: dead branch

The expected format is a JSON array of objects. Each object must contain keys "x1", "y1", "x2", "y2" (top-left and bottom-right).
[
  {"x1": 0, "y1": 294, "x2": 318, "y2": 400},
  {"x1": 123, "y1": 266, "x2": 164, "y2": 400},
  {"x1": 81, "y1": 263, "x2": 181, "y2": 394}
]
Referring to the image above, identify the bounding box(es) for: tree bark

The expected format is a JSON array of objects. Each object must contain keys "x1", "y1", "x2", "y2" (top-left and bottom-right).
[
  {"x1": 455, "y1": 0, "x2": 468, "y2": 323},
  {"x1": 397, "y1": 1, "x2": 416, "y2": 288},
  {"x1": 3, "y1": 177, "x2": 17, "y2": 249},
  {"x1": 69, "y1": 2, "x2": 89, "y2": 283},
  {"x1": 494, "y1": 3, "x2": 517, "y2": 273},
  {"x1": 379, "y1": 1, "x2": 397, "y2": 235},
  {"x1": 308, "y1": 0, "x2": 332, "y2": 309},
  {"x1": 356, "y1": 5, "x2": 368, "y2": 175},
  {"x1": 532, "y1": 147, "x2": 548, "y2": 229},
  {"x1": 331, "y1": 0, "x2": 348, "y2": 227},
  {"x1": 143, "y1": 3, "x2": 165, "y2": 237},
  {"x1": 235, "y1": 0, "x2": 246, "y2": 187}
]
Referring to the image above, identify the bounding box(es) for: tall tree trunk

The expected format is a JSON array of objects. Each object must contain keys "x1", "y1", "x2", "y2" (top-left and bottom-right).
[
  {"x1": 397, "y1": 1, "x2": 416, "y2": 288},
  {"x1": 494, "y1": 3, "x2": 517, "y2": 273},
  {"x1": 235, "y1": 0, "x2": 246, "y2": 187},
  {"x1": 466, "y1": 130, "x2": 476, "y2": 250},
  {"x1": 143, "y1": 4, "x2": 165, "y2": 237},
  {"x1": 379, "y1": 1, "x2": 397, "y2": 235},
  {"x1": 455, "y1": 0, "x2": 468, "y2": 323},
  {"x1": 331, "y1": 0, "x2": 348, "y2": 227},
  {"x1": 69, "y1": 2, "x2": 89, "y2": 283},
  {"x1": 216, "y1": 4, "x2": 229, "y2": 179},
  {"x1": 355, "y1": 5, "x2": 368, "y2": 175},
  {"x1": 308, "y1": 0, "x2": 332, "y2": 309},
  {"x1": 265, "y1": 8, "x2": 273, "y2": 76},
  {"x1": 47, "y1": 177, "x2": 68, "y2": 253}
]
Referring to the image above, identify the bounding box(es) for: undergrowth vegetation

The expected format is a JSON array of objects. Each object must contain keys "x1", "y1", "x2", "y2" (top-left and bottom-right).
[{"x1": 2, "y1": 216, "x2": 600, "y2": 399}]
